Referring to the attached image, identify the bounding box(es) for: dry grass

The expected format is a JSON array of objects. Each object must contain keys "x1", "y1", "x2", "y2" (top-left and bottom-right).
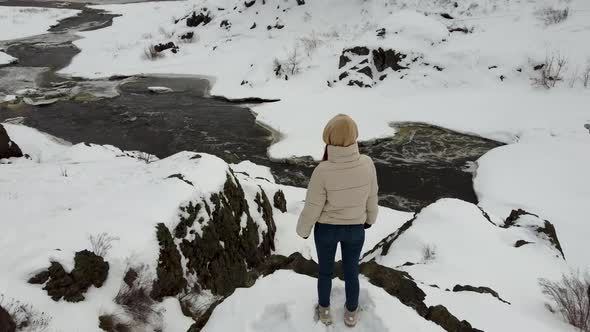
[
  {"x1": 89, "y1": 232, "x2": 120, "y2": 257},
  {"x1": 531, "y1": 52, "x2": 568, "y2": 89},
  {"x1": 0, "y1": 294, "x2": 52, "y2": 331},
  {"x1": 538, "y1": 7, "x2": 570, "y2": 25}
]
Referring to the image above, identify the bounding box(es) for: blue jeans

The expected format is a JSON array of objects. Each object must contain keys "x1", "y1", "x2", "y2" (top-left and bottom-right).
[{"x1": 314, "y1": 223, "x2": 365, "y2": 311}]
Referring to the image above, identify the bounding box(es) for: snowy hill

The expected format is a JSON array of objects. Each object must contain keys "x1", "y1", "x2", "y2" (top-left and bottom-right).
[{"x1": 1, "y1": 0, "x2": 590, "y2": 331}]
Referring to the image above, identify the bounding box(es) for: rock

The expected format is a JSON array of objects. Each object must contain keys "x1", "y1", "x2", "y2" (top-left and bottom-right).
[
  {"x1": 537, "y1": 220, "x2": 565, "y2": 259},
  {"x1": 440, "y1": 13, "x2": 454, "y2": 19},
  {"x1": 376, "y1": 28, "x2": 386, "y2": 38},
  {"x1": 250, "y1": 22, "x2": 257, "y2": 29},
  {"x1": 533, "y1": 64, "x2": 545, "y2": 71},
  {"x1": 338, "y1": 54, "x2": 351, "y2": 69},
  {"x1": 359, "y1": 261, "x2": 428, "y2": 315},
  {"x1": 29, "y1": 250, "x2": 109, "y2": 302},
  {"x1": 296, "y1": 0, "x2": 305, "y2": 5},
  {"x1": 357, "y1": 66, "x2": 373, "y2": 79},
  {"x1": 426, "y1": 305, "x2": 480, "y2": 332},
  {"x1": 273, "y1": 189, "x2": 287, "y2": 213},
  {"x1": 220, "y1": 19, "x2": 231, "y2": 29},
  {"x1": 449, "y1": 27, "x2": 470, "y2": 33},
  {"x1": 0, "y1": 124, "x2": 23, "y2": 160},
  {"x1": 174, "y1": 173, "x2": 276, "y2": 296},
  {"x1": 0, "y1": 305, "x2": 16, "y2": 332},
  {"x1": 453, "y1": 284, "x2": 511, "y2": 304},
  {"x1": 180, "y1": 32, "x2": 194, "y2": 41},
  {"x1": 187, "y1": 11, "x2": 211, "y2": 27},
  {"x1": 584, "y1": 123, "x2": 590, "y2": 133},
  {"x1": 338, "y1": 71, "x2": 349, "y2": 80},
  {"x1": 379, "y1": 74, "x2": 387, "y2": 81},
  {"x1": 344, "y1": 46, "x2": 370, "y2": 56},
  {"x1": 362, "y1": 215, "x2": 417, "y2": 260},
  {"x1": 148, "y1": 86, "x2": 173, "y2": 94},
  {"x1": 151, "y1": 223, "x2": 187, "y2": 300},
  {"x1": 154, "y1": 42, "x2": 178, "y2": 53},
  {"x1": 514, "y1": 240, "x2": 533, "y2": 248},
  {"x1": 503, "y1": 209, "x2": 565, "y2": 259},
  {"x1": 187, "y1": 299, "x2": 224, "y2": 332},
  {"x1": 372, "y1": 48, "x2": 407, "y2": 72}
]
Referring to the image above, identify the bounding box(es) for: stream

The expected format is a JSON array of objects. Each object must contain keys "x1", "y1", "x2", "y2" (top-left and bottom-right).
[{"x1": 0, "y1": 0, "x2": 503, "y2": 212}]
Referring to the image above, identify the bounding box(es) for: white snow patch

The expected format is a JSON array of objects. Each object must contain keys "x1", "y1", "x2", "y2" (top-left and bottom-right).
[{"x1": 0, "y1": 6, "x2": 80, "y2": 41}]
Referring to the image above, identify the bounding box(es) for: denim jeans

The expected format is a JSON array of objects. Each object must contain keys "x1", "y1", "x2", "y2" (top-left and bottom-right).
[{"x1": 314, "y1": 223, "x2": 365, "y2": 312}]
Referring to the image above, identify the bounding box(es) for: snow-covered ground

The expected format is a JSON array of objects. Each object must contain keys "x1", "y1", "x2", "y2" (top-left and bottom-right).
[
  {"x1": 59, "y1": 0, "x2": 590, "y2": 158},
  {"x1": 0, "y1": 6, "x2": 80, "y2": 41}
]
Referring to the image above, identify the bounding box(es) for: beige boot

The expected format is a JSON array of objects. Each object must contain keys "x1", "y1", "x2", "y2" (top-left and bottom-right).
[
  {"x1": 344, "y1": 307, "x2": 359, "y2": 327},
  {"x1": 316, "y1": 305, "x2": 332, "y2": 326}
]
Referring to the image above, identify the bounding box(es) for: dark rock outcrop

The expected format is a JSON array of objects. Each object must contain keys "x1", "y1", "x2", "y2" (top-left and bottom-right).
[
  {"x1": 357, "y1": 66, "x2": 373, "y2": 79},
  {"x1": 29, "y1": 250, "x2": 109, "y2": 302},
  {"x1": 0, "y1": 305, "x2": 16, "y2": 332},
  {"x1": 372, "y1": 48, "x2": 408, "y2": 72},
  {"x1": 187, "y1": 11, "x2": 212, "y2": 27},
  {"x1": 453, "y1": 284, "x2": 511, "y2": 304},
  {"x1": 514, "y1": 240, "x2": 533, "y2": 248},
  {"x1": 273, "y1": 189, "x2": 287, "y2": 213},
  {"x1": 503, "y1": 209, "x2": 565, "y2": 259},
  {"x1": 244, "y1": 0, "x2": 256, "y2": 8},
  {"x1": 151, "y1": 223, "x2": 187, "y2": 300},
  {"x1": 154, "y1": 42, "x2": 179, "y2": 54},
  {"x1": 344, "y1": 46, "x2": 370, "y2": 56},
  {"x1": 362, "y1": 214, "x2": 417, "y2": 260},
  {"x1": 180, "y1": 32, "x2": 194, "y2": 40},
  {"x1": 426, "y1": 305, "x2": 481, "y2": 332},
  {"x1": 360, "y1": 261, "x2": 428, "y2": 315},
  {"x1": 172, "y1": 174, "x2": 276, "y2": 297},
  {"x1": 339, "y1": 54, "x2": 351, "y2": 69},
  {"x1": 0, "y1": 124, "x2": 23, "y2": 160}
]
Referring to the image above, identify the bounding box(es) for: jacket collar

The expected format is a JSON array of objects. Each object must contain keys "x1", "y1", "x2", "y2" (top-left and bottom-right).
[{"x1": 327, "y1": 143, "x2": 360, "y2": 163}]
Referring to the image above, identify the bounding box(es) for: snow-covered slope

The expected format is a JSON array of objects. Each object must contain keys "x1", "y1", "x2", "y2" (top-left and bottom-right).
[
  {"x1": 0, "y1": 51, "x2": 16, "y2": 65},
  {"x1": 59, "y1": 0, "x2": 590, "y2": 159},
  {"x1": 0, "y1": 6, "x2": 80, "y2": 41}
]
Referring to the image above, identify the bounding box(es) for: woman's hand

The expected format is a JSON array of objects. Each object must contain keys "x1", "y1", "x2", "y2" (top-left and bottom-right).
[{"x1": 364, "y1": 223, "x2": 372, "y2": 229}]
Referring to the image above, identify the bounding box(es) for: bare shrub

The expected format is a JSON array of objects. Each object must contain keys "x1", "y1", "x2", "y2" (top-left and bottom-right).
[
  {"x1": 531, "y1": 52, "x2": 568, "y2": 89},
  {"x1": 422, "y1": 244, "x2": 437, "y2": 263},
  {"x1": 137, "y1": 152, "x2": 155, "y2": 164},
  {"x1": 538, "y1": 7, "x2": 570, "y2": 25},
  {"x1": 583, "y1": 63, "x2": 590, "y2": 88},
  {"x1": 115, "y1": 265, "x2": 158, "y2": 324},
  {"x1": 539, "y1": 271, "x2": 590, "y2": 331},
  {"x1": 299, "y1": 31, "x2": 322, "y2": 57},
  {"x1": 89, "y1": 232, "x2": 120, "y2": 257},
  {"x1": 0, "y1": 294, "x2": 52, "y2": 331},
  {"x1": 143, "y1": 45, "x2": 163, "y2": 61},
  {"x1": 60, "y1": 167, "x2": 68, "y2": 177}
]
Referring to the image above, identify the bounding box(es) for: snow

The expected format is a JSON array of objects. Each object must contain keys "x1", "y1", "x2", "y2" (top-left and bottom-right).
[
  {"x1": 202, "y1": 270, "x2": 443, "y2": 332},
  {"x1": 474, "y1": 135, "x2": 590, "y2": 270},
  {"x1": 364, "y1": 198, "x2": 575, "y2": 332},
  {"x1": 0, "y1": 6, "x2": 80, "y2": 41},
  {"x1": 0, "y1": 50, "x2": 16, "y2": 65},
  {"x1": 0, "y1": 124, "x2": 229, "y2": 332},
  {"x1": 58, "y1": 0, "x2": 590, "y2": 159}
]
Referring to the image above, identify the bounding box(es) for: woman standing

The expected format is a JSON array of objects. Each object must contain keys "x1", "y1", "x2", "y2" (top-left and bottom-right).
[{"x1": 296, "y1": 114, "x2": 379, "y2": 327}]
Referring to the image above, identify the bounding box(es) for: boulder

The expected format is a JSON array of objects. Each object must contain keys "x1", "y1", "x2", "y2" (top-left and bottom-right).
[
  {"x1": 372, "y1": 48, "x2": 407, "y2": 72},
  {"x1": 187, "y1": 11, "x2": 211, "y2": 27},
  {"x1": 0, "y1": 124, "x2": 23, "y2": 160},
  {"x1": 28, "y1": 250, "x2": 109, "y2": 302},
  {"x1": 344, "y1": 46, "x2": 370, "y2": 56},
  {"x1": 426, "y1": 305, "x2": 481, "y2": 332},
  {"x1": 453, "y1": 284, "x2": 511, "y2": 304},
  {"x1": 151, "y1": 223, "x2": 187, "y2": 300},
  {"x1": 357, "y1": 66, "x2": 373, "y2": 79},
  {"x1": 273, "y1": 189, "x2": 287, "y2": 213},
  {"x1": 0, "y1": 305, "x2": 16, "y2": 332}
]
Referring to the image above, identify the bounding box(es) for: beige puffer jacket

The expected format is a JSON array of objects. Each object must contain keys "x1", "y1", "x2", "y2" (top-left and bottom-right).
[{"x1": 296, "y1": 143, "x2": 379, "y2": 238}]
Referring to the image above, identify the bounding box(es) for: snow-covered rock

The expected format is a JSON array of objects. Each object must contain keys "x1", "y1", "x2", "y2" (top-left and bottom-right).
[{"x1": 0, "y1": 51, "x2": 17, "y2": 66}]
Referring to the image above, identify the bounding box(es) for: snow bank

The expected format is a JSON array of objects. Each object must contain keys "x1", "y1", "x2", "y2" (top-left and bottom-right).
[
  {"x1": 0, "y1": 51, "x2": 16, "y2": 65},
  {"x1": 364, "y1": 198, "x2": 574, "y2": 332},
  {"x1": 0, "y1": 124, "x2": 231, "y2": 331},
  {"x1": 0, "y1": 6, "x2": 80, "y2": 41},
  {"x1": 475, "y1": 135, "x2": 590, "y2": 270}
]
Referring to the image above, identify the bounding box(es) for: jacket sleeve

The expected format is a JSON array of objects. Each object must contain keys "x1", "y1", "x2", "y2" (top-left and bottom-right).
[
  {"x1": 296, "y1": 166, "x2": 326, "y2": 238},
  {"x1": 366, "y1": 159, "x2": 379, "y2": 225}
]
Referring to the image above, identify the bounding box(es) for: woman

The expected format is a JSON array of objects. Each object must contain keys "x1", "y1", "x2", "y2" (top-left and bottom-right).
[{"x1": 296, "y1": 114, "x2": 379, "y2": 327}]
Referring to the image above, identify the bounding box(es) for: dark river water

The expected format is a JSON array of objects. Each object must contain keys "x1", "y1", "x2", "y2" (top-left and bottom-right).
[{"x1": 0, "y1": 1, "x2": 503, "y2": 211}]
